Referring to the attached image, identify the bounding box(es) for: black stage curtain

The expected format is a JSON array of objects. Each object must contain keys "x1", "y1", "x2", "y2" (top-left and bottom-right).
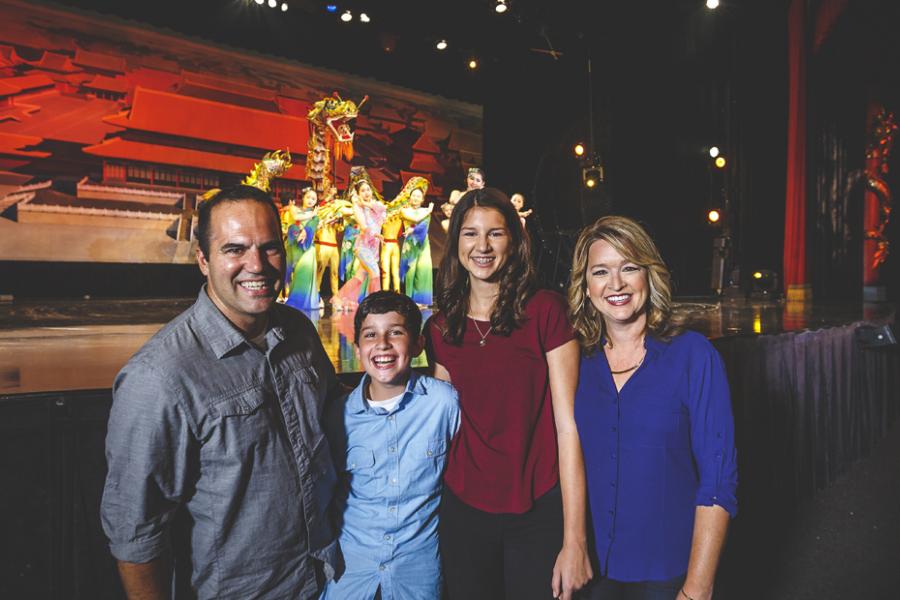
[
  {"x1": 714, "y1": 322, "x2": 900, "y2": 596},
  {"x1": 1, "y1": 330, "x2": 897, "y2": 598}
]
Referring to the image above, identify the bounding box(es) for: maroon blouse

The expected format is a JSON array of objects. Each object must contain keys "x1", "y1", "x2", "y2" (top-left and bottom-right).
[{"x1": 425, "y1": 290, "x2": 575, "y2": 514}]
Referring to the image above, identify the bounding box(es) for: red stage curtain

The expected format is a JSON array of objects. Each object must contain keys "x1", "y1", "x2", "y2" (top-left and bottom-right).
[{"x1": 783, "y1": 0, "x2": 807, "y2": 291}]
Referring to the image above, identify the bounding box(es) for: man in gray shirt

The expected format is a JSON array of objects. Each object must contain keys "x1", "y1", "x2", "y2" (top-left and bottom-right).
[{"x1": 101, "y1": 185, "x2": 342, "y2": 599}]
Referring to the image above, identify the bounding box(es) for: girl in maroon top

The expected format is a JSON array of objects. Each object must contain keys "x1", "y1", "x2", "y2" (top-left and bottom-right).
[{"x1": 426, "y1": 188, "x2": 592, "y2": 600}]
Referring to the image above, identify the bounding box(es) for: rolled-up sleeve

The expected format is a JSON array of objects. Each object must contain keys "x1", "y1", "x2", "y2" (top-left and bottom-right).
[
  {"x1": 101, "y1": 361, "x2": 196, "y2": 563},
  {"x1": 688, "y1": 342, "x2": 738, "y2": 517}
]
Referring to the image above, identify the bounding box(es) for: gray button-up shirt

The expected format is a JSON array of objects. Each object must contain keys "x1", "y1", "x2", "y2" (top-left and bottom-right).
[{"x1": 101, "y1": 288, "x2": 342, "y2": 599}]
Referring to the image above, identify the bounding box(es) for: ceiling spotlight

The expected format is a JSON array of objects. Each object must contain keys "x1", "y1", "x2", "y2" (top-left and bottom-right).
[
  {"x1": 360, "y1": 12, "x2": 370, "y2": 23},
  {"x1": 468, "y1": 59, "x2": 478, "y2": 70},
  {"x1": 714, "y1": 156, "x2": 727, "y2": 169},
  {"x1": 574, "y1": 143, "x2": 585, "y2": 157},
  {"x1": 436, "y1": 39, "x2": 448, "y2": 51},
  {"x1": 268, "y1": 0, "x2": 277, "y2": 8},
  {"x1": 706, "y1": 0, "x2": 720, "y2": 8},
  {"x1": 708, "y1": 146, "x2": 720, "y2": 158},
  {"x1": 281, "y1": 1, "x2": 288, "y2": 10},
  {"x1": 707, "y1": 209, "x2": 721, "y2": 223},
  {"x1": 325, "y1": 3, "x2": 337, "y2": 12},
  {"x1": 341, "y1": 9, "x2": 352, "y2": 21},
  {"x1": 495, "y1": 0, "x2": 508, "y2": 13},
  {"x1": 255, "y1": 0, "x2": 265, "y2": 4}
]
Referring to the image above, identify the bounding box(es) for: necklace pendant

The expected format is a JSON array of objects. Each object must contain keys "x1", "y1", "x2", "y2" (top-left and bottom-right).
[{"x1": 479, "y1": 339, "x2": 486, "y2": 347}]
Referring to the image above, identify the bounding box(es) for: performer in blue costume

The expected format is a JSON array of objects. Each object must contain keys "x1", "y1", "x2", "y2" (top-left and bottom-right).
[
  {"x1": 285, "y1": 188, "x2": 321, "y2": 310},
  {"x1": 398, "y1": 177, "x2": 434, "y2": 307}
]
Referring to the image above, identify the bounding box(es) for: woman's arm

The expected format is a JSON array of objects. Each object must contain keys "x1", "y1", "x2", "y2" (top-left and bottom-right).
[
  {"x1": 432, "y1": 361, "x2": 451, "y2": 382},
  {"x1": 547, "y1": 339, "x2": 592, "y2": 600},
  {"x1": 680, "y1": 505, "x2": 729, "y2": 600}
]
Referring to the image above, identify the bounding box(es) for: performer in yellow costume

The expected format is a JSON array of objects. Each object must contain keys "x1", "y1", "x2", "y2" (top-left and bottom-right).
[
  {"x1": 380, "y1": 208, "x2": 405, "y2": 293},
  {"x1": 314, "y1": 185, "x2": 347, "y2": 301}
]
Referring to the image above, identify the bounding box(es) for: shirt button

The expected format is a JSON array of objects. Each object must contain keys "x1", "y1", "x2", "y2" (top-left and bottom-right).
[
  {"x1": 391, "y1": 477, "x2": 398, "y2": 484},
  {"x1": 389, "y1": 446, "x2": 396, "y2": 453},
  {"x1": 379, "y1": 564, "x2": 386, "y2": 571},
  {"x1": 426, "y1": 450, "x2": 434, "y2": 457},
  {"x1": 387, "y1": 415, "x2": 395, "y2": 421},
  {"x1": 384, "y1": 534, "x2": 392, "y2": 541},
  {"x1": 388, "y1": 506, "x2": 396, "y2": 513}
]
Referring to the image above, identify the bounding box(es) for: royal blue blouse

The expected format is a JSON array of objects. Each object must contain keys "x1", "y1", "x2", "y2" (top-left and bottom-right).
[{"x1": 574, "y1": 331, "x2": 738, "y2": 582}]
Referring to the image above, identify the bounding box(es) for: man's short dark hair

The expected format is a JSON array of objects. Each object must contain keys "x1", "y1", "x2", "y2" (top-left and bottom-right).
[
  {"x1": 195, "y1": 185, "x2": 281, "y2": 258},
  {"x1": 353, "y1": 291, "x2": 423, "y2": 344}
]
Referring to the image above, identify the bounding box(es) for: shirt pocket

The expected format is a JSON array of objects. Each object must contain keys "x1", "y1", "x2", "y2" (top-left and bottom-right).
[
  {"x1": 345, "y1": 446, "x2": 385, "y2": 497},
  {"x1": 205, "y1": 385, "x2": 277, "y2": 461},
  {"x1": 404, "y1": 437, "x2": 448, "y2": 496}
]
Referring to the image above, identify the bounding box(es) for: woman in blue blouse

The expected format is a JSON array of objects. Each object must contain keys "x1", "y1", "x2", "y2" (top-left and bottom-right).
[{"x1": 567, "y1": 216, "x2": 737, "y2": 600}]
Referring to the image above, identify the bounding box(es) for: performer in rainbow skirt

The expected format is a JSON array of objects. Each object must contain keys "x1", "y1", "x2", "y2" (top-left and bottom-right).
[{"x1": 398, "y1": 177, "x2": 434, "y2": 307}]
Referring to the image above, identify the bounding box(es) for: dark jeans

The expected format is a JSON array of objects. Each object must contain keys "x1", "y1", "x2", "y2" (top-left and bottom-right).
[
  {"x1": 578, "y1": 574, "x2": 686, "y2": 600},
  {"x1": 439, "y1": 485, "x2": 564, "y2": 600}
]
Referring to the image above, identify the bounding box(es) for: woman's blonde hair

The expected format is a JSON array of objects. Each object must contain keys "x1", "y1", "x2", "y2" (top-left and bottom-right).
[{"x1": 568, "y1": 215, "x2": 679, "y2": 354}]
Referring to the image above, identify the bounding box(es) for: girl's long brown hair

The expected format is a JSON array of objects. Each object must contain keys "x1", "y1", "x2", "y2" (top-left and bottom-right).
[{"x1": 435, "y1": 188, "x2": 536, "y2": 345}]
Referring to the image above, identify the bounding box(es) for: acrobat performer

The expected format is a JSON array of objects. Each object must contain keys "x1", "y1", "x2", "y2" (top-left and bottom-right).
[
  {"x1": 448, "y1": 166, "x2": 485, "y2": 206},
  {"x1": 398, "y1": 177, "x2": 433, "y2": 307},
  {"x1": 314, "y1": 185, "x2": 346, "y2": 300},
  {"x1": 284, "y1": 187, "x2": 320, "y2": 310},
  {"x1": 334, "y1": 168, "x2": 386, "y2": 311}
]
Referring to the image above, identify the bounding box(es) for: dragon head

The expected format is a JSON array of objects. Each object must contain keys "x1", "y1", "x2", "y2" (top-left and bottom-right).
[{"x1": 308, "y1": 93, "x2": 368, "y2": 160}]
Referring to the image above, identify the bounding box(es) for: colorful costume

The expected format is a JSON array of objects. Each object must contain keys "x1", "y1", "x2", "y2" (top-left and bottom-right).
[
  {"x1": 285, "y1": 211, "x2": 320, "y2": 310},
  {"x1": 340, "y1": 224, "x2": 360, "y2": 283},
  {"x1": 395, "y1": 177, "x2": 433, "y2": 306},
  {"x1": 335, "y1": 168, "x2": 386, "y2": 308},
  {"x1": 400, "y1": 208, "x2": 433, "y2": 306}
]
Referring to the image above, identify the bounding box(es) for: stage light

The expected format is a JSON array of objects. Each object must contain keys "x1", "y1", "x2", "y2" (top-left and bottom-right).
[
  {"x1": 749, "y1": 269, "x2": 778, "y2": 300},
  {"x1": 268, "y1": 0, "x2": 277, "y2": 8},
  {"x1": 325, "y1": 3, "x2": 337, "y2": 12},
  {"x1": 574, "y1": 143, "x2": 585, "y2": 157},
  {"x1": 707, "y1": 209, "x2": 721, "y2": 223},
  {"x1": 281, "y1": 2, "x2": 288, "y2": 10},
  {"x1": 468, "y1": 59, "x2": 478, "y2": 70},
  {"x1": 254, "y1": 0, "x2": 264, "y2": 4},
  {"x1": 360, "y1": 12, "x2": 370, "y2": 23},
  {"x1": 582, "y1": 164, "x2": 604, "y2": 189},
  {"x1": 706, "y1": 0, "x2": 720, "y2": 9},
  {"x1": 495, "y1": 0, "x2": 508, "y2": 14},
  {"x1": 341, "y1": 10, "x2": 352, "y2": 21},
  {"x1": 436, "y1": 39, "x2": 448, "y2": 51},
  {"x1": 709, "y1": 146, "x2": 720, "y2": 158},
  {"x1": 714, "y1": 156, "x2": 727, "y2": 169}
]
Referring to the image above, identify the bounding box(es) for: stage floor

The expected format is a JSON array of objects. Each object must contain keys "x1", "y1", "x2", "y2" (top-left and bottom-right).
[{"x1": 0, "y1": 296, "x2": 894, "y2": 395}]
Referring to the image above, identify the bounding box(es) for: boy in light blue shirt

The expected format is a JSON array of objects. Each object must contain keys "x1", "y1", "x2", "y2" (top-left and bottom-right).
[{"x1": 322, "y1": 291, "x2": 460, "y2": 600}]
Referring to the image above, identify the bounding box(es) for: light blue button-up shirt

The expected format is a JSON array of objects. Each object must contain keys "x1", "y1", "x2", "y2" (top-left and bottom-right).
[{"x1": 321, "y1": 371, "x2": 460, "y2": 600}]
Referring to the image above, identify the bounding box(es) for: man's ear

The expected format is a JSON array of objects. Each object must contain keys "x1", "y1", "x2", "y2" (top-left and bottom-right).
[{"x1": 196, "y1": 247, "x2": 210, "y2": 277}]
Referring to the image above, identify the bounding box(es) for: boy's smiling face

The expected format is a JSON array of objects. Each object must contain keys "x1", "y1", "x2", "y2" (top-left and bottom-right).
[{"x1": 355, "y1": 311, "x2": 423, "y2": 401}]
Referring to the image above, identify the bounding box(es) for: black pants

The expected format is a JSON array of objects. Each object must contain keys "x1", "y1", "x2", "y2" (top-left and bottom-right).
[
  {"x1": 439, "y1": 485, "x2": 564, "y2": 600},
  {"x1": 578, "y1": 574, "x2": 685, "y2": 600}
]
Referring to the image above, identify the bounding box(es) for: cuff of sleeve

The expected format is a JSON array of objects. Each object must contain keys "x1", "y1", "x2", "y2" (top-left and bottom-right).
[
  {"x1": 109, "y1": 530, "x2": 169, "y2": 564},
  {"x1": 695, "y1": 489, "x2": 738, "y2": 518}
]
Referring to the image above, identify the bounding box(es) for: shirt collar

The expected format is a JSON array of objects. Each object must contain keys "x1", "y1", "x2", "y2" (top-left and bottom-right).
[
  {"x1": 347, "y1": 370, "x2": 425, "y2": 414},
  {"x1": 192, "y1": 284, "x2": 279, "y2": 359}
]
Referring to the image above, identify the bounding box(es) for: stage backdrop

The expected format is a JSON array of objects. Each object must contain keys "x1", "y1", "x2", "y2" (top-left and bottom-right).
[{"x1": 0, "y1": 0, "x2": 481, "y2": 267}]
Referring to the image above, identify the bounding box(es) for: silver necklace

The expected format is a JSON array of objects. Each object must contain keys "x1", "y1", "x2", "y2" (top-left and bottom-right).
[{"x1": 471, "y1": 318, "x2": 493, "y2": 347}]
